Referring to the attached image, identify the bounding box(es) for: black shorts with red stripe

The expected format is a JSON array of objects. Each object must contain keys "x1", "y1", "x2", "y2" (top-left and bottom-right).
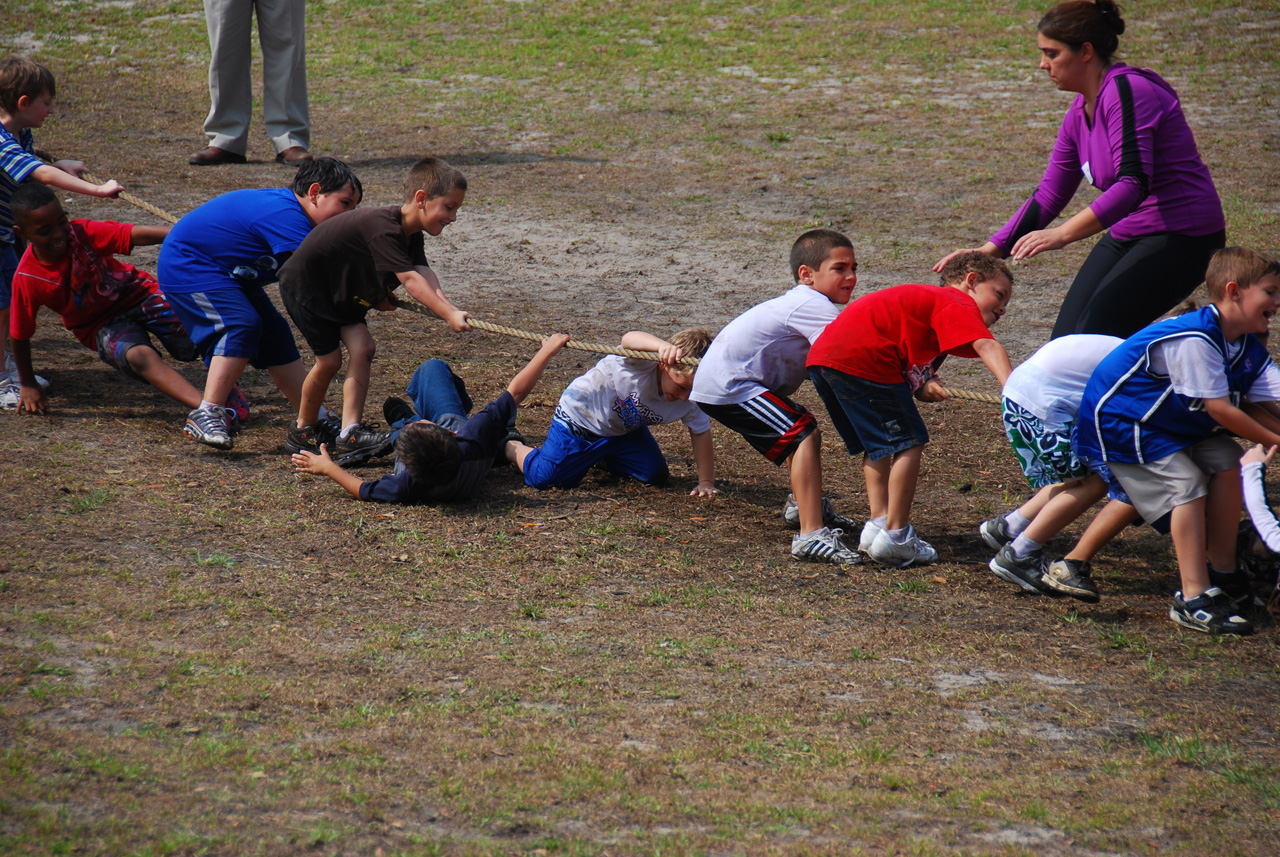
[{"x1": 697, "y1": 392, "x2": 816, "y2": 465}]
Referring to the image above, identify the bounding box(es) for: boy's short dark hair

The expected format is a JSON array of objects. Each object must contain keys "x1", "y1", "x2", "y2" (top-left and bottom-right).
[
  {"x1": 938, "y1": 251, "x2": 1014, "y2": 288},
  {"x1": 1205, "y1": 246, "x2": 1280, "y2": 301},
  {"x1": 790, "y1": 229, "x2": 853, "y2": 282},
  {"x1": 291, "y1": 157, "x2": 363, "y2": 200},
  {"x1": 0, "y1": 56, "x2": 56, "y2": 114},
  {"x1": 10, "y1": 181, "x2": 58, "y2": 224},
  {"x1": 667, "y1": 327, "x2": 713, "y2": 375},
  {"x1": 396, "y1": 421, "x2": 462, "y2": 496},
  {"x1": 404, "y1": 156, "x2": 467, "y2": 202}
]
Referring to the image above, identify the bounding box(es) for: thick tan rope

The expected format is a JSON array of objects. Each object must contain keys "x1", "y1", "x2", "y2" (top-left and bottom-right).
[
  {"x1": 81, "y1": 172, "x2": 180, "y2": 224},
  {"x1": 69, "y1": 174, "x2": 1002, "y2": 403},
  {"x1": 388, "y1": 294, "x2": 702, "y2": 365}
]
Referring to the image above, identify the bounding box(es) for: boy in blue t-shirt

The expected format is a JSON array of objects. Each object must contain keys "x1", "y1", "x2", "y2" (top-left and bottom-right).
[
  {"x1": 157, "y1": 157, "x2": 361, "y2": 450},
  {"x1": 1075, "y1": 246, "x2": 1280, "y2": 635},
  {"x1": 1, "y1": 56, "x2": 123, "y2": 406},
  {"x1": 292, "y1": 334, "x2": 570, "y2": 503}
]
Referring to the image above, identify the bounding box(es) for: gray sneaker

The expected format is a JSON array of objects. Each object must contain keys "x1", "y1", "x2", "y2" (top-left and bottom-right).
[
  {"x1": 184, "y1": 406, "x2": 233, "y2": 450},
  {"x1": 782, "y1": 493, "x2": 859, "y2": 531},
  {"x1": 791, "y1": 527, "x2": 861, "y2": 566},
  {"x1": 867, "y1": 525, "x2": 938, "y2": 568},
  {"x1": 1042, "y1": 558, "x2": 1100, "y2": 602},
  {"x1": 979, "y1": 515, "x2": 1015, "y2": 550},
  {"x1": 989, "y1": 544, "x2": 1049, "y2": 593}
]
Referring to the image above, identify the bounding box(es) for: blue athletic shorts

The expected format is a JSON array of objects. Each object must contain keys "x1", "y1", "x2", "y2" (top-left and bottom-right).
[
  {"x1": 808, "y1": 365, "x2": 928, "y2": 461},
  {"x1": 164, "y1": 285, "x2": 300, "y2": 367},
  {"x1": 95, "y1": 293, "x2": 199, "y2": 379}
]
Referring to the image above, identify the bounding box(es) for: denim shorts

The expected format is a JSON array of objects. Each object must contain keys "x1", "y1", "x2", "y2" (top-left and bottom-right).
[
  {"x1": 0, "y1": 243, "x2": 17, "y2": 310},
  {"x1": 95, "y1": 293, "x2": 198, "y2": 379},
  {"x1": 808, "y1": 365, "x2": 928, "y2": 461}
]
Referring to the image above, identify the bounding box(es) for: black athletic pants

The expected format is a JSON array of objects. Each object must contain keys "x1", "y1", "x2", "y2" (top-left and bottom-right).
[{"x1": 1050, "y1": 229, "x2": 1226, "y2": 340}]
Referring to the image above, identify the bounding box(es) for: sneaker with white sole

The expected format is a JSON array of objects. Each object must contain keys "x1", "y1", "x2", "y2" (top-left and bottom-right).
[
  {"x1": 791, "y1": 527, "x2": 860, "y2": 566},
  {"x1": 867, "y1": 525, "x2": 937, "y2": 568},
  {"x1": 859, "y1": 519, "x2": 882, "y2": 552},
  {"x1": 1169, "y1": 588, "x2": 1253, "y2": 635},
  {"x1": 979, "y1": 515, "x2": 1015, "y2": 551},
  {"x1": 1041, "y1": 558, "x2": 1100, "y2": 603},
  {"x1": 0, "y1": 382, "x2": 17, "y2": 411},
  {"x1": 184, "y1": 406, "x2": 233, "y2": 449},
  {"x1": 782, "y1": 493, "x2": 859, "y2": 531},
  {"x1": 989, "y1": 544, "x2": 1050, "y2": 593}
]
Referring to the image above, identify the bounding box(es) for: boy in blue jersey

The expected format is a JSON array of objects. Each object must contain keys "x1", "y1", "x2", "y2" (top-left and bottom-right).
[
  {"x1": 157, "y1": 158, "x2": 361, "y2": 450},
  {"x1": 1075, "y1": 247, "x2": 1280, "y2": 635}
]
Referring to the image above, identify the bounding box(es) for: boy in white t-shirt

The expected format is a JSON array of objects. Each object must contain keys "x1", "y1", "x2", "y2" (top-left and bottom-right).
[
  {"x1": 508, "y1": 327, "x2": 717, "y2": 495},
  {"x1": 982, "y1": 334, "x2": 1138, "y2": 601},
  {"x1": 690, "y1": 229, "x2": 860, "y2": 566}
]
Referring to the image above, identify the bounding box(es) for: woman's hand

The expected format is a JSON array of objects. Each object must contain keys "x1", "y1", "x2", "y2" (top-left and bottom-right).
[{"x1": 1010, "y1": 226, "x2": 1072, "y2": 260}]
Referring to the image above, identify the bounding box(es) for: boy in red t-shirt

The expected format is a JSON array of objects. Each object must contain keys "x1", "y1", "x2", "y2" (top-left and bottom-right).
[
  {"x1": 806, "y1": 252, "x2": 1015, "y2": 567},
  {"x1": 8, "y1": 182, "x2": 210, "y2": 416}
]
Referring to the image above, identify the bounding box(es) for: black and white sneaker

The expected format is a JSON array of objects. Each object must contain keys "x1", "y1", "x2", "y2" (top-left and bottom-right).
[
  {"x1": 988, "y1": 544, "x2": 1049, "y2": 593},
  {"x1": 791, "y1": 527, "x2": 860, "y2": 566},
  {"x1": 1041, "y1": 558, "x2": 1100, "y2": 603},
  {"x1": 1207, "y1": 565, "x2": 1266, "y2": 611},
  {"x1": 332, "y1": 422, "x2": 394, "y2": 466},
  {"x1": 979, "y1": 515, "x2": 1015, "y2": 551},
  {"x1": 782, "y1": 493, "x2": 858, "y2": 531},
  {"x1": 1169, "y1": 588, "x2": 1253, "y2": 636}
]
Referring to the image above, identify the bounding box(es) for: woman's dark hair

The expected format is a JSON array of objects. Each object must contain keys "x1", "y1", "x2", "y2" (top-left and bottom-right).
[{"x1": 1039, "y1": 1, "x2": 1125, "y2": 65}]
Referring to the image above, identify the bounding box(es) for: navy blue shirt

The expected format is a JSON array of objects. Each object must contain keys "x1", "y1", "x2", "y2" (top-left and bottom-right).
[{"x1": 359, "y1": 392, "x2": 516, "y2": 504}]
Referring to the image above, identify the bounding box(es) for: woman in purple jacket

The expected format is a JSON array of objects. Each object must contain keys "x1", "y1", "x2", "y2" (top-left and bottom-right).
[{"x1": 934, "y1": 1, "x2": 1225, "y2": 339}]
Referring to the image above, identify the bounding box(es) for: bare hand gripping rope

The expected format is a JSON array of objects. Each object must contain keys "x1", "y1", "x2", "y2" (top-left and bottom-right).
[{"x1": 81, "y1": 176, "x2": 1002, "y2": 404}]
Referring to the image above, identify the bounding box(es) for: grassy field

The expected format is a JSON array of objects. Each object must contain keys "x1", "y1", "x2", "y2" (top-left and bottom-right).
[{"x1": 3, "y1": 2, "x2": 1280, "y2": 855}]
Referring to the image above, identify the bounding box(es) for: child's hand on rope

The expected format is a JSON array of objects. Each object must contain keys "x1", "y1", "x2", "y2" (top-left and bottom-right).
[
  {"x1": 445, "y1": 308, "x2": 471, "y2": 332},
  {"x1": 915, "y1": 378, "x2": 947, "y2": 403},
  {"x1": 656, "y1": 343, "x2": 683, "y2": 365},
  {"x1": 540, "y1": 333, "x2": 572, "y2": 355}
]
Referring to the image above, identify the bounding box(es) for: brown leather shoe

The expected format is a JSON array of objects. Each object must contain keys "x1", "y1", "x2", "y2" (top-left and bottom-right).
[
  {"x1": 188, "y1": 146, "x2": 247, "y2": 166},
  {"x1": 275, "y1": 146, "x2": 313, "y2": 165}
]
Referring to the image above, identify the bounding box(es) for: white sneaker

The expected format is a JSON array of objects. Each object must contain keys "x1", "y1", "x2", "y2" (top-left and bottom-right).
[
  {"x1": 791, "y1": 527, "x2": 861, "y2": 566},
  {"x1": 859, "y1": 519, "x2": 883, "y2": 552},
  {"x1": 867, "y1": 525, "x2": 938, "y2": 568},
  {"x1": 0, "y1": 382, "x2": 18, "y2": 411}
]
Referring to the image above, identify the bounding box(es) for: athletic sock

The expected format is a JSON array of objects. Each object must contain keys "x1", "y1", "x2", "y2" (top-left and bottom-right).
[
  {"x1": 871, "y1": 515, "x2": 887, "y2": 529},
  {"x1": 886, "y1": 526, "x2": 910, "y2": 544},
  {"x1": 199, "y1": 400, "x2": 222, "y2": 412},
  {"x1": 1004, "y1": 510, "x2": 1032, "y2": 537},
  {"x1": 340, "y1": 423, "x2": 358, "y2": 439},
  {"x1": 1011, "y1": 534, "x2": 1043, "y2": 559}
]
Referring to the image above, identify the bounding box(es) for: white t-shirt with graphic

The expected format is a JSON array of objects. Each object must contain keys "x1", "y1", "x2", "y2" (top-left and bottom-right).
[{"x1": 556, "y1": 356, "x2": 711, "y2": 437}]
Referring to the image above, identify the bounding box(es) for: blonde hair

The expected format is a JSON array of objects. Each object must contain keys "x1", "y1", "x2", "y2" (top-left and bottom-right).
[{"x1": 667, "y1": 327, "x2": 713, "y2": 375}]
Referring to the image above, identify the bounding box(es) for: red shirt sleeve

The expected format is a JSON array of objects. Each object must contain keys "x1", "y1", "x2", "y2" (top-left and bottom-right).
[
  {"x1": 931, "y1": 290, "x2": 994, "y2": 359},
  {"x1": 79, "y1": 219, "x2": 135, "y2": 257}
]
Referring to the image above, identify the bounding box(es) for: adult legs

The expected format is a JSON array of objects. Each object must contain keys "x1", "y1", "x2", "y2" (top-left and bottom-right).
[
  {"x1": 1051, "y1": 231, "x2": 1225, "y2": 339},
  {"x1": 255, "y1": 0, "x2": 310, "y2": 153},
  {"x1": 202, "y1": 0, "x2": 254, "y2": 154}
]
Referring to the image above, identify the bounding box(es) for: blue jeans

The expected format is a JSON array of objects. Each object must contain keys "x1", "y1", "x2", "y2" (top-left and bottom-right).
[{"x1": 522, "y1": 419, "x2": 669, "y2": 490}]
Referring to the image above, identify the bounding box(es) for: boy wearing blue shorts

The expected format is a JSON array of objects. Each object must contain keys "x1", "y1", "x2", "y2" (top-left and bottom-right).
[
  {"x1": 691, "y1": 229, "x2": 861, "y2": 566},
  {"x1": 7, "y1": 183, "x2": 205, "y2": 415},
  {"x1": 157, "y1": 157, "x2": 361, "y2": 450},
  {"x1": 1075, "y1": 247, "x2": 1280, "y2": 635},
  {"x1": 1, "y1": 56, "x2": 123, "y2": 406},
  {"x1": 508, "y1": 328, "x2": 717, "y2": 495},
  {"x1": 806, "y1": 252, "x2": 1013, "y2": 568},
  {"x1": 981, "y1": 334, "x2": 1138, "y2": 601}
]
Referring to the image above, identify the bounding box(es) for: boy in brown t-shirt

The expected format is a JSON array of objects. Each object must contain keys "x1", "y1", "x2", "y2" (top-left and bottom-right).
[{"x1": 279, "y1": 156, "x2": 470, "y2": 465}]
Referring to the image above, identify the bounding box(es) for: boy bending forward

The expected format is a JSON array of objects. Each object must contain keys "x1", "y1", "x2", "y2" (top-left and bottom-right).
[
  {"x1": 8, "y1": 183, "x2": 203, "y2": 415},
  {"x1": 691, "y1": 229, "x2": 860, "y2": 566},
  {"x1": 509, "y1": 328, "x2": 716, "y2": 495},
  {"x1": 280, "y1": 155, "x2": 470, "y2": 466},
  {"x1": 1076, "y1": 247, "x2": 1280, "y2": 635},
  {"x1": 294, "y1": 335, "x2": 570, "y2": 503},
  {"x1": 806, "y1": 251, "x2": 1013, "y2": 567}
]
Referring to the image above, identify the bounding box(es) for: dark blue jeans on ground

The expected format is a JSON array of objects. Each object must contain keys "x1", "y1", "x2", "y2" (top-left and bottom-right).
[{"x1": 391, "y1": 359, "x2": 474, "y2": 441}]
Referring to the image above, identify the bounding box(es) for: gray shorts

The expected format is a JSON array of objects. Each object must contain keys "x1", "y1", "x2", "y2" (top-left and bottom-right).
[{"x1": 1108, "y1": 435, "x2": 1242, "y2": 524}]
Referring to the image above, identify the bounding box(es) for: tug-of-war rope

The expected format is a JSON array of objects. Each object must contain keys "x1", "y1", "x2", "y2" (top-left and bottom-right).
[{"x1": 88, "y1": 173, "x2": 1003, "y2": 407}]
